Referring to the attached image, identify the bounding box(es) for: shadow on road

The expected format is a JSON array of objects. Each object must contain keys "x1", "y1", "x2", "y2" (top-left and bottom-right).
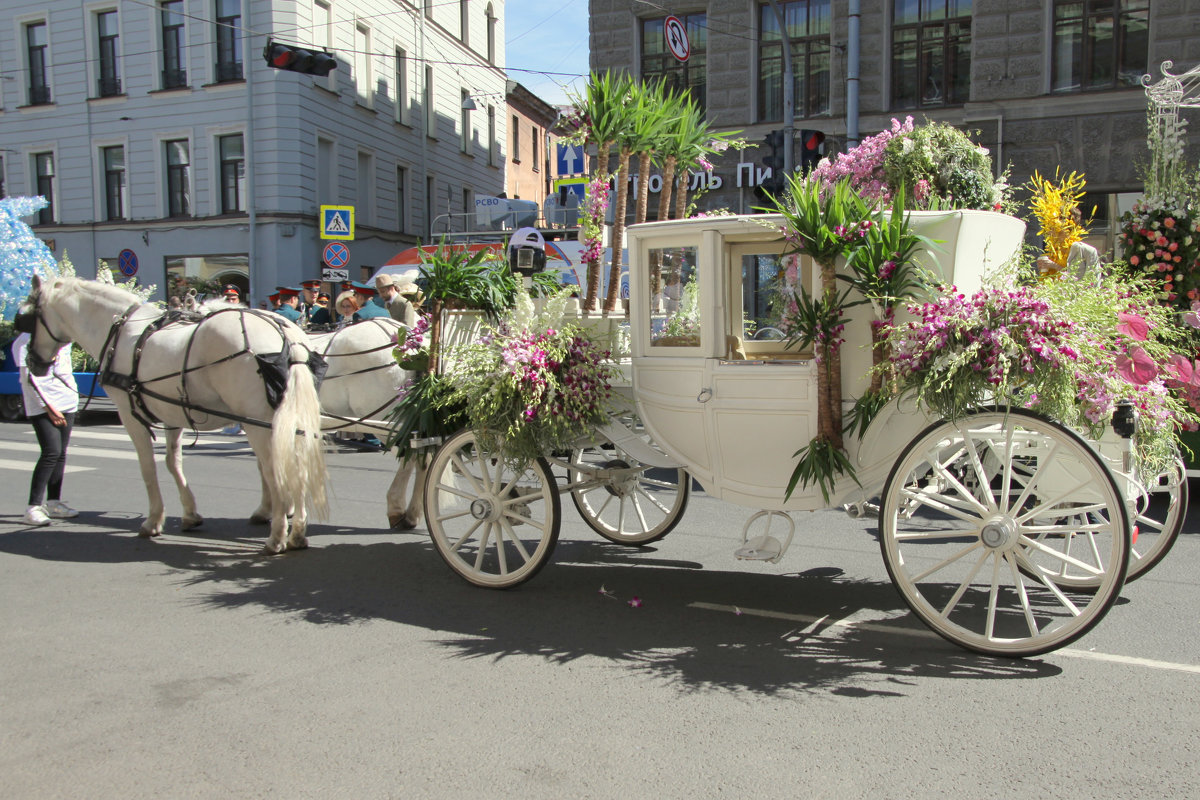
[{"x1": 0, "y1": 512, "x2": 1063, "y2": 696}]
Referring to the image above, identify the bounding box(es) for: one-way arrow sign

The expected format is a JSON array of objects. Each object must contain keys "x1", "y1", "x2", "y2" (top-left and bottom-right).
[{"x1": 556, "y1": 142, "x2": 584, "y2": 176}]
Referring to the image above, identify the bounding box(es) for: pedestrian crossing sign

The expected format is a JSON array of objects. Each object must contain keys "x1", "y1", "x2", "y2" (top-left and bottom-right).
[{"x1": 320, "y1": 205, "x2": 355, "y2": 240}]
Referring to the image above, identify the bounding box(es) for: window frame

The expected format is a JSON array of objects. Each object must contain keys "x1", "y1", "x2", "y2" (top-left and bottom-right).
[
  {"x1": 164, "y1": 138, "x2": 192, "y2": 218},
  {"x1": 218, "y1": 133, "x2": 245, "y2": 214},
  {"x1": 757, "y1": 0, "x2": 831, "y2": 123},
  {"x1": 396, "y1": 164, "x2": 408, "y2": 233},
  {"x1": 160, "y1": 0, "x2": 187, "y2": 89},
  {"x1": 33, "y1": 151, "x2": 56, "y2": 224},
  {"x1": 890, "y1": 0, "x2": 972, "y2": 111},
  {"x1": 461, "y1": 90, "x2": 472, "y2": 154},
  {"x1": 214, "y1": 0, "x2": 243, "y2": 83},
  {"x1": 641, "y1": 13, "x2": 708, "y2": 112},
  {"x1": 102, "y1": 144, "x2": 126, "y2": 221},
  {"x1": 395, "y1": 48, "x2": 410, "y2": 125},
  {"x1": 26, "y1": 21, "x2": 51, "y2": 106},
  {"x1": 96, "y1": 9, "x2": 122, "y2": 98},
  {"x1": 1051, "y1": 0, "x2": 1150, "y2": 93}
]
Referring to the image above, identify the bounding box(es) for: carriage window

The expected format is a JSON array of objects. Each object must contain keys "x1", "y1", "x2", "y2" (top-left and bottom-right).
[
  {"x1": 647, "y1": 245, "x2": 701, "y2": 347},
  {"x1": 728, "y1": 245, "x2": 810, "y2": 359}
]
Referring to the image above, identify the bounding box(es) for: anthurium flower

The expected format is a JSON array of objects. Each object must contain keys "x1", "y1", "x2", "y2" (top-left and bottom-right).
[
  {"x1": 1116, "y1": 347, "x2": 1158, "y2": 385},
  {"x1": 1116, "y1": 312, "x2": 1151, "y2": 341}
]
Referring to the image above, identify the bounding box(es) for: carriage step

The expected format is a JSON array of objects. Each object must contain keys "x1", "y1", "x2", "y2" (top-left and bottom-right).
[{"x1": 734, "y1": 511, "x2": 795, "y2": 564}]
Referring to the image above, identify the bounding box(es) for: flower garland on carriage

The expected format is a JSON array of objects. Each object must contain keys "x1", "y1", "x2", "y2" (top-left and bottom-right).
[{"x1": 757, "y1": 116, "x2": 1200, "y2": 501}]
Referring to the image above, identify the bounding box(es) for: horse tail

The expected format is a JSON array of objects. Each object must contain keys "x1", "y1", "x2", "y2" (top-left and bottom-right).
[{"x1": 270, "y1": 343, "x2": 330, "y2": 521}]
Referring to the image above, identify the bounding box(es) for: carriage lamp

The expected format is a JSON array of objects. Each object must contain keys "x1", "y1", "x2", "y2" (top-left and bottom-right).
[{"x1": 1111, "y1": 402, "x2": 1137, "y2": 439}]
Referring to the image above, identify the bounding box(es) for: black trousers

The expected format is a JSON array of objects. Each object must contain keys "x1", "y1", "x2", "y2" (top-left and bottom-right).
[{"x1": 28, "y1": 411, "x2": 75, "y2": 507}]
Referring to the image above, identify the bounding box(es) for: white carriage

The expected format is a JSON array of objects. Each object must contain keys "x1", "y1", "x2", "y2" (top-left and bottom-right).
[{"x1": 421, "y1": 211, "x2": 1188, "y2": 658}]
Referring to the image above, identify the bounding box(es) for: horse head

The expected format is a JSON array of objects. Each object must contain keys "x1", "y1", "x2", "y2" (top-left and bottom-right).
[{"x1": 16, "y1": 274, "x2": 73, "y2": 377}]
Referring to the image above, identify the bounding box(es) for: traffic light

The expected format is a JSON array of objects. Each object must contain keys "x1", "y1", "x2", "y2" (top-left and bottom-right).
[
  {"x1": 798, "y1": 129, "x2": 826, "y2": 174},
  {"x1": 755, "y1": 129, "x2": 786, "y2": 199},
  {"x1": 263, "y1": 41, "x2": 338, "y2": 76}
]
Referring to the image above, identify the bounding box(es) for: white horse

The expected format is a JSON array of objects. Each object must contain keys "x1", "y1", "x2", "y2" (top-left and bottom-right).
[
  {"x1": 18, "y1": 276, "x2": 328, "y2": 553},
  {"x1": 309, "y1": 318, "x2": 425, "y2": 529}
]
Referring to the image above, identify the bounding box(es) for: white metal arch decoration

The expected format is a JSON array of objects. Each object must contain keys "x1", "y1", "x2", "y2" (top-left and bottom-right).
[{"x1": 1141, "y1": 60, "x2": 1200, "y2": 199}]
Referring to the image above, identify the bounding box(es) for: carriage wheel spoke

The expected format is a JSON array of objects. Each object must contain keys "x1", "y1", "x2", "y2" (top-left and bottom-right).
[
  {"x1": 1007, "y1": 439, "x2": 1061, "y2": 515},
  {"x1": 632, "y1": 485, "x2": 672, "y2": 516},
  {"x1": 900, "y1": 485, "x2": 985, "y2": 524},
  {"x1": 959, "y1": 431, "x2": 998, "y2": 513},
  {"x1": 448, "y1": 518, "x2": 484, "y2": 554},
  {"x1": 1007, "y1": 553, "x2": 1041, "y2": 637},
  {"x1": 473, "y1": 524, "x2": 494, "y2": 571},
  {"x1": 1019, "y1": 534, "x2": 1106, "y2": 576},
  {"x1": 938, "y1": 547, "x2": 989, "y2": 617},
  {"x1": 985, "y1": 552, "x2": 1003, "y2": 640}
]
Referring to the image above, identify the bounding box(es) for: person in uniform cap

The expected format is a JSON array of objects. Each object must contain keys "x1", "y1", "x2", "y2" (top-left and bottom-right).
[
  {"x1": 349, "y1": 282, "x2": 389, "y2": 319},
  {"x1": 273, "y1": 286, "x2": 303, "y2": 323},
  {"x1": 267, "y1": 291, "x2": 282, "y2": 310},
  {"x1": 309, "y1": 292, "x2": 333, "y2": 326},
  {"x1": 222, "y1": 284, "x2": 242, "y2": 304},
  {"x1": 299, "y1": 280, "x2": 321, "y2": 322},
  {"x1": 374, "y1": 273, "x2": 418, "y2": 327}
]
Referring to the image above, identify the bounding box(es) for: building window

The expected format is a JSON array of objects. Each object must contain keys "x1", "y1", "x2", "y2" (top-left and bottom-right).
[
  {"x1": 461, "y1": 90, "x2": 472, "y2": 153},
  {"x1": 758, "y1": 0, "x2": 830, "y2": 122},
  {"x1": 462, "y1": 187, "x2": 472, "y2": 230},
  {"x1": 531, "y1": 126, "x2": 539, "y2": 172},
  {"x1": 354, "y1": 25, "x2": 372, "y2": 102},
  {"x1": 641, "y1": 14, "x2": 707, "y2": 111},
  {"x1": 486, "y1": 4, "x2": 496, "y2": 64},
  {"x1": 26, "y1": 22, "x2": 51, "y2": 106},
  {"x1": 102, "y1": 146, "x2": 126, "y2": 220},
  {"x1": 395, "y1": 48, "x2": 409, "y2": 124},
  {"x1": 165, "y1": 139, "x2": 191, "y2": 217},
  {"x1": 460, "y1": 0, "x2": 470, "y2": 46},
  {"x1": 215, "y1": 0, "x2": 242, "y2": 82},
  {"x1": 425, "y1": 175, "x2": 436, "y2": 238},
  {"x1": 396, "y1": 165, "x2": 408, "y2": 233},
  {"x1": 160, "y1": 1, "x2": 187, "y2": 88},
  {"x1": 424, "y1": 66, "x2": 436, "y2": 137},
  {"x1": 487, "y1": 106, "x2": 497, "y2": 166},
  {"x1": 512, "y1": 115, "x2": 520, "y2": 162},
  {"x1": 357, "y1": 151, "x2": 374, "y2": 225},
  {"x1": 96, "y1": 10, "x2": 122, "y2": 97},
  {"x1": 891, "y1": 0, "x2": 972, "y2": 110},
  {"x1": 317, "y1": 136, "x2": 334, "y2": 205},
  {"x1": 1052, "y1": 0, "x2": 1149, "y2": 93},
  {"x1": 34, "y1": 153, "x2": 55, "y2": 224},
  {"x1": 218, "y1": 134, "x2": 245, "y2": 213}
]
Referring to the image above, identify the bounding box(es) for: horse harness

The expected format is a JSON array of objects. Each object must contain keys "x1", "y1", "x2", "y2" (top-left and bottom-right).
[
  {"x1": 314, "y1": 317, "x2": 408, "y2": 433},
  {"x1": 92, "y1": 305, "x2": 328, "y2": 433}
]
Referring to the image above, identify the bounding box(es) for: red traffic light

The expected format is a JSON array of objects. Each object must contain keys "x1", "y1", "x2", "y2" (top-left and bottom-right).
[{"x1": 262, "y1": 40, "x2": 338, "y2": 76}]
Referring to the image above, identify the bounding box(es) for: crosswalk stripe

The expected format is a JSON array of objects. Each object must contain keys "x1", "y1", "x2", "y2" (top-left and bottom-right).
[{"x1": 0, "y1": 457, "x2": 94, "y2": 473}]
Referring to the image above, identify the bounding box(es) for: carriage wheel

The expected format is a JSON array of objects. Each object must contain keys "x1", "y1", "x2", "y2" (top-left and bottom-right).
[
  {"x1": 878, "y1": 409, "x2": 1129, "y2": 657},
  {"x1": 1124, "y1": 458, "x2": 1187, "y2": 583},
  {"x1": 423, "y1": 428, "x2": 560, "y2": 589},
  {"x1": 567, "y1": 444, "x2": 690, "y2": 546}
]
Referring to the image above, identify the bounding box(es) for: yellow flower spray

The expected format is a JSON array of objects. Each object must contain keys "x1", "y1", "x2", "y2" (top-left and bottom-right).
[{"x1": 1027, "y1": 169, "x2": 1090, "y2": 274}]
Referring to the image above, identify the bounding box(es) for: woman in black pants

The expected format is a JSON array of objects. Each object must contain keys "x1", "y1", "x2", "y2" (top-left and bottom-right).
[{"x1": 14, "y1": 332, "x2": 79, "y2": 526}]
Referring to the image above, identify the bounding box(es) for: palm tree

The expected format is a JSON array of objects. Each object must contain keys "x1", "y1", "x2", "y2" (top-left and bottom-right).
[
  {"x1": 568, "y1": 71, "x2": 633, "y2": 311},
  {"x1": 632, "y1": 82, "x2": 680, "y2": 227},
  {"x1": 606, "y1": 81, "x2": 677, "y2": 311}
]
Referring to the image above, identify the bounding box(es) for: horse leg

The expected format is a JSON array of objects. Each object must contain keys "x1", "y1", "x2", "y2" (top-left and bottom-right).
[
  {"x1": 163, "y1": 427, "x2": 203, "y2": 529},
  {"x1": 244, "y1": 426, "x2": 289, "y2": 554},
  {"x1": 404, "y1": 461, "x2": 427, "y2": 529},
  {"x1": 118, "y1": 412, "x2": 168, "y2": 538},
  {"x1": 386, "y1": 461, "x2": 414, "y2": 529},
  {"x1": 249, "y1": 472, "x2": 271, "y2": 524}
]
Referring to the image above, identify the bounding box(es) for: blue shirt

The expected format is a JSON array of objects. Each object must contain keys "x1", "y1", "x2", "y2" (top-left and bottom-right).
[
  {"x1": 353, "y1": 302, "x2": 390, "y2": 321},
  {"x1": 274, "y1": 305, "x2": 302, "y2": 323}
]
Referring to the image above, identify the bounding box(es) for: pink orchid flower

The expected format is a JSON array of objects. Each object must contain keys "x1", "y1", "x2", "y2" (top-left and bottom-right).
[
  {"x1": 1185, "y1": 301, "x2": 1200, "y2": 329},
  {"x1": 1116, "y1": 347, "x2": 1158, "y2": 385}
]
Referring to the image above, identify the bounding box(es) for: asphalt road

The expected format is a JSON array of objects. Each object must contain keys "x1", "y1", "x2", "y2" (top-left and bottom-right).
[{"x1": 1, "y1": 413, "x2": 1199, "y2": 798}]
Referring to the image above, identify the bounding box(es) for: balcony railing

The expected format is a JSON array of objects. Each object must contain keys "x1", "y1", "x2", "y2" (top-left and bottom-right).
[
  {"x1": 97, "y1": 76, "x2": 122, "y2": 97},
  {"x1": 28, "y1": 84, "x2": 51, "y2": 105},
  {"x1": 214, "y1": 60, "x2": 243, "y2": 82},
  {"x1": 161, "y1": 68, "x2": 188, "y2": 89}
]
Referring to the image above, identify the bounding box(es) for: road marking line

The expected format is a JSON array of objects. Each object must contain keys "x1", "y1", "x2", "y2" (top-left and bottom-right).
[
  {"x1": 0, "y1": 457, "x2": 93, "y2": 474},
  {"x1": 5, "y1": 442, "x2": 140, "y2": 461},
  {"x1": 690, "y1": 601, "x2": 1200, "y2": 674}
]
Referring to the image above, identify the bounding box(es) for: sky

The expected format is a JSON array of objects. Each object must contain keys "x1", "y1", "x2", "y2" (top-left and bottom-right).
[{"x1": 504, "y1": 0, "x2": 592, "y2": 107}]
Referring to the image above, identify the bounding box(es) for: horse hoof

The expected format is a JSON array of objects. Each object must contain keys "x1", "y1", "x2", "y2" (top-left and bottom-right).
[
  {"x1": 288, "y1": 538, "x2": 309, "y2": 551},
  {"x1": 390, "y1": 514, "x2": 417, "y2": 531},
  {"x1": 181, "y1": 515, "x2": 204, "y2": 530},
  {"x1": 261, "y1": 543, "x2": 286, "y2": 555},
  {"x1": 138, "y1": 527, "x2": 162, "y2": 538},
  {"x1": 249, "y1": 513, "x2": 270, "y2": 525}
]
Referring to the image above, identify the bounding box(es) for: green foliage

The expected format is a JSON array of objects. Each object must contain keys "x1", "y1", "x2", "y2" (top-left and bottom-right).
[
  {"x1": 384, "y1": 372, "x2": 466, "y2": 465},
  {"x1": 419, "y1": 238, "x2": 520, "y2": 320},
  {"x1": 840, "y1": 186, "x2": 937, "y2": 306},
  {"x1": 768, "y1": 176, "x2": 872, "y2": 268},
  {"x1": 843, "y1": 390, "x2": 891, "y2": 440},
  {"x1": 784, "y1": 436, "x2": 860, "y2": 505},
  {"x1": 882, "y1": 121, "x2": 1003, "y2": 211}
]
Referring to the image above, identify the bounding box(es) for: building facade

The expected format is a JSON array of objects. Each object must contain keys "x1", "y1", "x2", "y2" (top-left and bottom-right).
[
  {"x1": 505, "y1": 80, "x2": 558, "y2": 206},
  {"x1": 589, "y1": 0, "x2": 1200, "y2": 251},
  {"x1": 0, "y1": 0, "x2": 507, "y2": 305}
]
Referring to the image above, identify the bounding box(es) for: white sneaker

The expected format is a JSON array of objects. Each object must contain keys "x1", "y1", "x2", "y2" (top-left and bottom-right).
[
  {"x1": 24, "y1": 505, "x2": 51, "y2": 526},
  {"x1": 45, "y1": 500, "x2": 78, "y2": 519}
]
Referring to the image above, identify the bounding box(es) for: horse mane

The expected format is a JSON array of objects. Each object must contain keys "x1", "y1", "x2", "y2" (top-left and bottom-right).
[{"x1": 45, "y1": 276, "x2": 157, "y2": 314}]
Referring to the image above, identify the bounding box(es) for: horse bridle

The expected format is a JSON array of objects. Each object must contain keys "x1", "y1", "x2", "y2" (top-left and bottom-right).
[{"x1": 14, "y1": 295, "x2": 71, "y2": 376}]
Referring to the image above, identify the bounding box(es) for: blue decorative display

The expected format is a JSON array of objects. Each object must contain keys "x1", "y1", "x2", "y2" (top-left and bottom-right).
[{"x1": 0, "y1": 196, "x2": 56, "y2": 320}]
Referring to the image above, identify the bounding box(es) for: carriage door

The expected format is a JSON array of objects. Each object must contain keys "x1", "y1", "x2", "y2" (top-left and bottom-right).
[{"x1": 698, "y1": 242, "x2": 820, "y2": 510}]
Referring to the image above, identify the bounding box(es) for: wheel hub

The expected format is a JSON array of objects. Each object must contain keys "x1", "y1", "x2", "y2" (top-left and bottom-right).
[
  {"x1": 600, "y1": 459, "x2": 634, "y2": 497},
  {"x1": 470, "y1": 498, "x2": 496, "y2": 521},
  {"x1": 979, "y1": 515, "x2": 1019, "y2": 550}
]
